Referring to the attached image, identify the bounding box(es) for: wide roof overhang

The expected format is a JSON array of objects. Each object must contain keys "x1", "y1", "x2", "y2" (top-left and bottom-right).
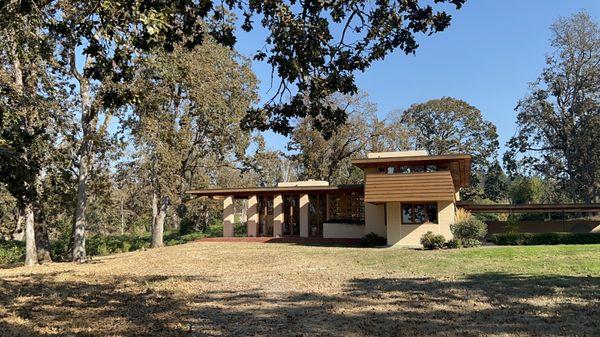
[
  {"x1": 186, "y1": 184, "x2": 364, "y2": 199},
  {"x1": 457, "y1": 202, "x2": 600, "y2": 213}
]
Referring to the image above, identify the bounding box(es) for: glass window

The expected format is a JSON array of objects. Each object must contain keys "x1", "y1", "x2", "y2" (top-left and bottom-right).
[
  {"x1": 426, "y1": 165, "x2": 438, "y2": 172},
  {"x1": 402, "y1": 204, "x2": 413, "y2": 224},
  {"x1": 387, "y1": 166, "x2": 395, "y2": 174},
  {"x1": 401, "y1": 202, "x2": 438, "y2": 224},
  {"x1": 399, "y1": 166, "x2": 410, "y2": 173},
  {"x1": 377, "y1": 166, "x2": 386, "y2": 174},
  {"x1": 412, "y1": 166, "x2": 425, "y2": 173}
]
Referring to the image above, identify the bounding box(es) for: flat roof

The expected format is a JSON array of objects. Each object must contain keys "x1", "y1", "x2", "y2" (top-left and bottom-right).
[
  {"x1": 186, "y1": 184, "x2": 364, "y2": 198},
  {"x1": 351, "y1": 153, "x2": 471, "y2": 167},
  {"x1": 457, "y1": 202, "x2": 600, "y2": 213}
]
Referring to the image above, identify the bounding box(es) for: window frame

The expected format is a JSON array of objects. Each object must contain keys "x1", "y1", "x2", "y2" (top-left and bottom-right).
[{"x1": 400, "y1": 202, "x2": 438, "y2": 224}]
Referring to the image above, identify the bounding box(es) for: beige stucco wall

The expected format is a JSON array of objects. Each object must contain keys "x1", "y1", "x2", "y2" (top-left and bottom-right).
[
  {"x1": 247, "y1": 195, "x2": 258, "y2": 237},
  {"x1": 223, "y1": 196, "x2": 234, "y2": 237},
  {"x1": 364, "y1": 203, "x2": 387, "y2": 238},
  {"x1": 385, "y1": 201, "x2": 455, "y2": 246},
  {"x1": 323, "y1": 223, "x2": 365, "y2": 239},
  {"x1": 273, "y1": 194, "x2": 283, "y2": 237},
  {"x1": 299, "y1": 194, "x2": 309, "y2": 238}
]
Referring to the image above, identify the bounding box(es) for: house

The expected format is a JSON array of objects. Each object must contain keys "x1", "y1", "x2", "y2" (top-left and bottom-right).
[{"x1": 187, "y1": 151, "x2": 471, "y2": 246}]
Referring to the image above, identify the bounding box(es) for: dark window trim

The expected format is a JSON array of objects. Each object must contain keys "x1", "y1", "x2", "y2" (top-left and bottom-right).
[{"x1": 401, "y1": 202, "x2": 439, "y2": 225}]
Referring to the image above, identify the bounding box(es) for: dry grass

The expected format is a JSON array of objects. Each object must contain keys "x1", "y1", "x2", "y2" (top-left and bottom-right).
[{"x1": 1, "y1": 242, "x2": 599, "y2": 336}]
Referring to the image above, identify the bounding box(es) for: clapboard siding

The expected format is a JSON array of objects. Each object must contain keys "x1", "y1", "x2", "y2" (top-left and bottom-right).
[{"x1": 364, "y1": 171, "x2": 455, "y2": 203}]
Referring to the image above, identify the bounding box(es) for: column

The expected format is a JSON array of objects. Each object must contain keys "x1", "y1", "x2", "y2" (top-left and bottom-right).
[
  {"x1": 247, "y1": 195, "x2": 258, "y2": 237},
  {"x1": 299, "y1": 194, "x2": 309, "y2": 238},
  {"x1": 223, "y1": 195, "x2": 234, "y2": 237},
  {"x1": 273, "y1": 194, "x2": 283, "y2": 237}
]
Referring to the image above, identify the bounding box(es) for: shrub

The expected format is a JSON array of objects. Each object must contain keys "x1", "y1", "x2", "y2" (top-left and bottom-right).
[
  {"x1": 0, "y1": 241, "x2": 25, "y2": 265},
  {"x1": 451, "y1": 218, "x2": 487, "y2": 247},
  {"x1": 490, "y1": 232, "x2": 600, "y2": 245},
  {"x1": 206, "y1": 224, "x2": 224, "y2": 237},
  {"x1": 445, "y1": 238, "x2": 462, "y2": 249},
  {"x1": 504, "y1": 216, "x2": 520, "y2": 233},
  {"x1": 420, "y1": 231, "x2": 446, "y2": 250},
  {"x1": 360, "y1": 232, "x2": 387, "y2": 247}
]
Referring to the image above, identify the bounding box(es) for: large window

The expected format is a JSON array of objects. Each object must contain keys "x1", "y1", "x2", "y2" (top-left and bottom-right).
[
  {"x1": 328, "y1": 192, "x2": 365, "y2": 224},
  {"x1": 401, "y1": 202, "x2": 438, "y2": 224},
  {"x1": 377, "y1": 164, "x2": 438, "y2": 174}
]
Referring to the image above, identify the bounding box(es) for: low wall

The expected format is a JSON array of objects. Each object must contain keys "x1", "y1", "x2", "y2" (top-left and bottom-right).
[
  {"x1": 486, "y1": 220, "x2": 600, "y2": 235},
  {"x1": 323, "y1": 223, "x2": 365, "y2": 239}
]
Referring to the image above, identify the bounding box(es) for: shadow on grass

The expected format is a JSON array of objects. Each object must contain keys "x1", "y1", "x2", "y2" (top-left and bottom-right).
[{"x1": 0, "y1": 272, "x2": 598, "y2": 336}]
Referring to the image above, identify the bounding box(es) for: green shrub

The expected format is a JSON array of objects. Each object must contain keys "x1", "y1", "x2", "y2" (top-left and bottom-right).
[
  {"x1": 451, "y1": 218, "x2": 487, "y2": 247},
  {"x1": 234, "y1": 224, "x2": 247, "y2": 237},
  {"x1": 445, "y1": 238, "x2": 462, "y2": 249},
  {"x1": 490, "y1": 232, "x2": 600, "y2": 245},
  {"x1": 420, "y1": 231, "x2": 446, "y2": 250},
  {"x1": 360, "y1": 232, "x2": 387, "y2": 247},
  {"x1": 206, "y1": 224, "x2": 224, "y2": 237},
  {"x1": 0, "y1": 241, "x2": 25, "y2": 265}
]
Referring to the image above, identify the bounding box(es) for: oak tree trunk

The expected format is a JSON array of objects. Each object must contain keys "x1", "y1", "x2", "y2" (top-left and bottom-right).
[
  {"x1": 35, "y1": 209, "x2": 52, "y2": 263},
  {"x1": 151, "y1": 191, "x2": 168, "y2": 248},
  {"x1": 24, "y1": 203, "x2": 38, "y2": 266},
  {"x1": 11, "y1": 208, "x2": 25, "y2": 241}
]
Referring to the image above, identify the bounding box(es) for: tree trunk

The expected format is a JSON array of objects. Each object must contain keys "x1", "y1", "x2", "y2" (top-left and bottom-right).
[
  {"x1": 24, "y1": 203, "x2": 38, "y2": 266},
  {"x1": 71, "y1": 53, "x2": 94, "y2": 263},
  {"x1": 11, "y1": 208, "x2": 25, "y2": 241},
  {"x1": 151, "y1": 191, "x2": 167, "y2": 248},
  {"x1": 35, "y1": 209, "x2": 52, "y2": 263},
  {"x1": 73, "y1": 150, "x2": 89, "y2": 262}
]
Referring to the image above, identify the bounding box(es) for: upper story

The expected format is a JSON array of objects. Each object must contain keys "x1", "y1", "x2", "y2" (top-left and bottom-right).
[{"x1": 351, "y1": 150, "x2": 471, "y2": 204}]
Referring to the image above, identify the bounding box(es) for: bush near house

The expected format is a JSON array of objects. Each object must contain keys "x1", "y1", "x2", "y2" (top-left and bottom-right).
[
  {"x1": 491, "y1": 232, "x2": 600, "y2": 246},
  {"x1": 451, "y1": 218, "x2": 488, "y2": 247},
  {"x1": 360, "y1": 232, "x2": 387, "y2": 247},
  {"x1": 420, "y1": 231, "x2": 446, "y2": 250}
]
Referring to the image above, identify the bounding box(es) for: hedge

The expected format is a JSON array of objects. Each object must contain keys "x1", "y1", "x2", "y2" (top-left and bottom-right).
[{"x1": 491, "y1": 232, "x2": 600, "y2": 246}]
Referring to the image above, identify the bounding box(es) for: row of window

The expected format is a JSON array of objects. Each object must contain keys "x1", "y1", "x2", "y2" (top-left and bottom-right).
[{"x1": 377, "y1": 164, "x2": 439, "y2": 174}]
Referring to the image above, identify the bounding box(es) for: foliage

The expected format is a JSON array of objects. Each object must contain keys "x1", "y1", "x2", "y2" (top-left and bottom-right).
[
  {"x1": 484, "y1": 160, "x2": 509, "y2": 202},
  {"x1": 491, "y1": 232, "x2": 600, "y2": 246},
  {"x1": 288, "y1": 92, "x2": 382, "y2": 185},
  {"x1": 455, "y1": 208, "x2": 472, "y2": 223},
  {"x1": 420, "y1": 231, "x2": 446, "y2": 250},
  {"x1": 504, "y1": 217, "x2": 520, "y2": 234},
  {"x1": 505, "y1": 12, "x2": 600, "y2": 203},
  {"x1": 451, "y1": 218, "x2": 488, "y2": 247},
  {"x1": 360, "y1": 232, "x2": 387, "y2": 247},
  {"x1": 445, "y1": 238, "x2": 462, "y2": 249},
  {"x1": 0, "y1": 241, "x2": 24, "y2": 265},
  {"x1": 391, "y1": 97, "x2": 499, "y2": 199}
]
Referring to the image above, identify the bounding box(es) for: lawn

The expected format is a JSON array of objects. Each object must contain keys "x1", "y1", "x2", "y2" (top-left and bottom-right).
[{"x1": 0, "y1": 242, "x2": 599, "y2": 336}]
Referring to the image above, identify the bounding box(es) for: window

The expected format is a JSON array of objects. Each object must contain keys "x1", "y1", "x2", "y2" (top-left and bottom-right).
[
  {"x1": 328, "y1": 193, "x2": 365, "y2": 224},
  {"x1": 401, "y1": 202, "x2": 438, "y2": 224},
  {"x1": 426, "y1": 164, "x2": 438, "y2": 172}
]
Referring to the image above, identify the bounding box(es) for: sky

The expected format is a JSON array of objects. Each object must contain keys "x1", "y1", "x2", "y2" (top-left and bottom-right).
[{"x1": 232, "y1": 0, "x2": 600, "y2": 157}]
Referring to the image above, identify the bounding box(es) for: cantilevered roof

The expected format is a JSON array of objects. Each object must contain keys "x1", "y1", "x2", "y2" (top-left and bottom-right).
[
  {"x1": 457, "y1": 202, "x2": 600, "y2": 213},
  {"x1": 186, "y1": 184, "x2": 364, "y2": 198},
  {"x1": 352, "y1": 154, "x2": 472, "y2": 188}
]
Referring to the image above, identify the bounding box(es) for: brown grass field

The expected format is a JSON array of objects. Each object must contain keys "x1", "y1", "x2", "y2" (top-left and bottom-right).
[{"x1": 0, "y1": 242, "x2": 599, "y2": 336}]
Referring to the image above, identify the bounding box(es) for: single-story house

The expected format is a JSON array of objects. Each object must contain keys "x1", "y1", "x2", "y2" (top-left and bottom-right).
[{"x1": 187, "y1": 150, "x2": 471, "y2": 246}]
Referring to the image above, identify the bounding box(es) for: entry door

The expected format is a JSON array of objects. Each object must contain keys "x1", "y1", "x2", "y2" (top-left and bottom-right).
[
  {"x1": 308, "y1": 194, "x2": 326, "y2": 237},
  {"x1": 283, "y1": 195, "x2": 300, "y2": 236},
  {"x1": 258, "y1": 196, "x2": 274, "y2": 236}
]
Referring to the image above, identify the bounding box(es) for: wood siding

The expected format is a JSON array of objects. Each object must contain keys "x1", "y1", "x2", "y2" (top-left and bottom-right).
[{"x1": 364, "y1": 171, "x2": 456, "y2": 203}]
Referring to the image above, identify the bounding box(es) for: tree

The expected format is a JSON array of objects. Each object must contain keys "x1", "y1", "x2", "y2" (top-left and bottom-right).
[
  {"x1": 483, "y1": 160, "x2": 509, "y2": 202},
  {"x1": 393, "y1": 97, "x2": 499, "y2": 198},
  {"x1": 127, "y1": 41, "x2": 257, "y2": 247},
  {"x1": 288, "y1": 93, "x2": 382, "y2": 185},
  {"x1": 506, "y1": 12, "x2": 600, "y2": 203},
  {"x1": 0, "y1": 3, "x2": 69, "y2": 265}
]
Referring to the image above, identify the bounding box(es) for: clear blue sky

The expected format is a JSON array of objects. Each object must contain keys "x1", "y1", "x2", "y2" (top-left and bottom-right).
[{"x1": 233, "y1": 0, "x2": 600, "y2": 158}]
